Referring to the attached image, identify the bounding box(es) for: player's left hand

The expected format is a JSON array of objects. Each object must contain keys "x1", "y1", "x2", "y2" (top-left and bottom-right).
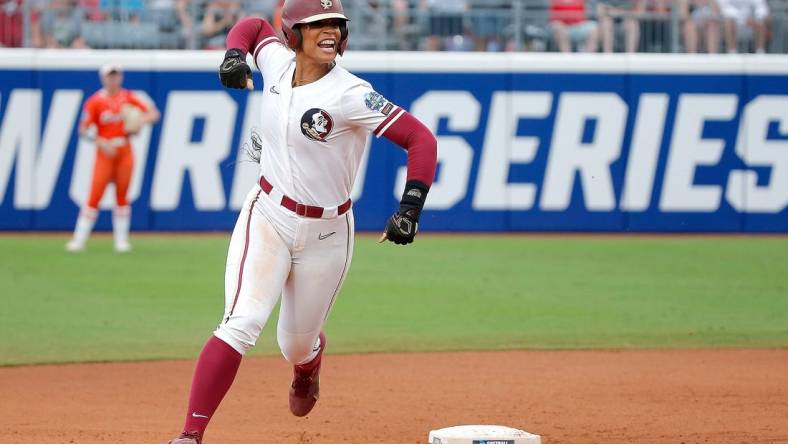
[
  {"x1": 379, "y1": 209, "x2": 419, "y2": 245},
  {"x1": 219, "y1": 48, "x2": 252, "y2": 89},
  {"x1": 378, "y1": 180, "x2": 430, "y2": 246},
  {"x1": 96, "y1": 137, "x2": 118, "y2": 157}
]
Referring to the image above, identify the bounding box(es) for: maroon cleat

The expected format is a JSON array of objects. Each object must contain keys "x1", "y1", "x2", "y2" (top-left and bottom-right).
[
  {"x1": 169, "y1": 431, "x2": 201, "y2": 444},
  {"x1": 289, "y1": 332, "x2": 326, "y2": 417}
]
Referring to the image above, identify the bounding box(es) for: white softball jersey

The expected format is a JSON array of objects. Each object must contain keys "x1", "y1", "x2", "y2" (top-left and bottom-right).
[{"x1": 253, "y1": 38, "x2": 404, "y2": 208}]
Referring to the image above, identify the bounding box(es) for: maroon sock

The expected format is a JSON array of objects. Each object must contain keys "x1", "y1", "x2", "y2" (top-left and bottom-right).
[
  {"x1": 295, "y1": 352, "x2": 322, "y2": 372},
  {"x1": 181, "y1": 335, "x2": 242, "y2": 439}
]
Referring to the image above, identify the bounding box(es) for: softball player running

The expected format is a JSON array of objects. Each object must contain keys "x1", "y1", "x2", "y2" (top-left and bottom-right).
[{"x1": 169, "y1": 0, "x2": 437, "y2": 442}]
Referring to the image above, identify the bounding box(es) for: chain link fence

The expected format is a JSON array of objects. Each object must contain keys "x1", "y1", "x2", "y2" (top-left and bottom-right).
[{"x1": 2, "y1": 0, "x2": 787, "y2": 52}]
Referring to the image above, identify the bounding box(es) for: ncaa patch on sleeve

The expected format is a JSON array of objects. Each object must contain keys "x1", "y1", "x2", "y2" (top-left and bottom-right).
[{"x1": 364, "y1": 91, "x2": 391, "y2": 114}]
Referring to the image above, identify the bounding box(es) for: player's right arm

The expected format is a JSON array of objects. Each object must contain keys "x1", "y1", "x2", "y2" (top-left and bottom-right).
[
  {"x1": 78, "y1": 95, "x2": 98, "y2": 137},
  {"x1": 79, "y1": 95, "x2": 115, "y2": 155},
  {"x1": 219, "y1": 17, "x2": 279, "y2": 89}
]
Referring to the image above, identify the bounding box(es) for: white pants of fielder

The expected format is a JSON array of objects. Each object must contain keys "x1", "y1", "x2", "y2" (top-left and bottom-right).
[{"x1": 214, "y1": 184, "x2": 354, "y2": 365}]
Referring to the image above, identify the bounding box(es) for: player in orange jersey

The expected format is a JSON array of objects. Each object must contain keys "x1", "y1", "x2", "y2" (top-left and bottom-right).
[{"x1": 66, "y1": 64, "x2": 160, "y2": 253}]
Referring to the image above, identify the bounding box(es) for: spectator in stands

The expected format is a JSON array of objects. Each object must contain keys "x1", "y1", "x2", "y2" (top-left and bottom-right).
[
  {"x1": 201, "y1": 0, "x2": 242, "y2": 49},
  {"x1": 391, "y1": 0, "x2": 413, "y2": 49},
  {"x1": 80, "y1": 0, "x2": 105, "y2": 22},
  {"x1": 99, "y1": 0, "x2": 144, "y2": 21},
  {"x1": 597, "y1": 0, "x2": 640, "y2": 52},
  {"x1": 682, "y1": 0, "x2": 721, "y2": 53},
  {"x1": 146, "y1": 0, "x2": 194, "y2": 49},
  {"x1": 0, "y1": 0, "x2": 26, "y2": 47},
  {"x1": 717, "y1": 0, "x2": 769, "y2": 53},
  {"x1": 549, "y1": 0, "x2": 598, "y2": 52},
  {"x1": 420, "y1": 0, "x2": 469, "y2": 50},
  {"x1": 599, "y1": 0, "x2": 714, "y2": 53},
  {"x1": 344, "y1": 0, "x2": 396, "y2": 50},
  {"x1": 631, "y1": 0, "x2": 671, "y2": 52},
  {"x1": 243, "y1": 0, "x2": 279, "y2": 20},
  {"x1": 470, "y1": 0, "x2": 510, "y2": 51},
  {"x1": 36, "y1": 0, "x2": 89, "y2": 48}
]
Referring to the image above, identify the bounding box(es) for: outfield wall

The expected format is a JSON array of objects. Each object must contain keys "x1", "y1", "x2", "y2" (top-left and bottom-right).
[{"x1": 1, "y1": 50, "x2": 787, "y2": 232}]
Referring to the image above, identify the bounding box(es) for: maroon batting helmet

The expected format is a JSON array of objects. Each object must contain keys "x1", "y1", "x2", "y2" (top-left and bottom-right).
[{"x1": 282, "y1": 0, "x2": 350, "y2": 55}]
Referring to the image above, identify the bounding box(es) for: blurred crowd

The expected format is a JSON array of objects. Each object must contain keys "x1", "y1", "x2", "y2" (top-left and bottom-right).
[{"x1": 1, "y1": 0, "x2": 786, "y2": 53}]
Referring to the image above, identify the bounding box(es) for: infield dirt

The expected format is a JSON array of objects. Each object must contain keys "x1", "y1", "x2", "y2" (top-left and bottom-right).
[{"x1": 1, "y1": 349, "x2": 787, "y2": 443}]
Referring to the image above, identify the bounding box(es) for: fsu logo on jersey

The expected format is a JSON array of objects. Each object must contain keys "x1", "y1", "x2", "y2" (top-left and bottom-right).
[{"x1": 301, "y1": 108, "x2": 334, "y2": 142}]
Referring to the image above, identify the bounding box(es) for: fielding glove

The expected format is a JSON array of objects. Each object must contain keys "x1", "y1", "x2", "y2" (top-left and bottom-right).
[
  {"x1": 380, "y1": 180, "x2": 429, "y2": 246},
  {"x1": 219, "y1": 48, "x2": 251, "y2": 89}
]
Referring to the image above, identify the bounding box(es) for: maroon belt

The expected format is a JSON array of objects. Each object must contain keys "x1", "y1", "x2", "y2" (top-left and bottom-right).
[{"x1": 259, "y1": 176, "x2": 351, "y2": 219}]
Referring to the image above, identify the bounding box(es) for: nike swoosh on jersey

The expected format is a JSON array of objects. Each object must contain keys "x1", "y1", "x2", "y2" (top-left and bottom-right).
[
  {"x1": 269, "y1": 85, "x2": 280, "y2": 94},
  {"x1": 318, "y1": 232, "x2": 336, "y2": 240},
  {"x1": 191, "y1": 412, "x2": 209, "y2": 419}
]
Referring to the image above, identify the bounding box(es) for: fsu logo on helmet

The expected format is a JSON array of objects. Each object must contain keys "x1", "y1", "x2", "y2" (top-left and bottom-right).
[
  {"x1": 320, "y1": 0, "x2": 333, "y2": 9},
  {"x1": 301, "y1": 108, "x2": 334, "y2": 142}
]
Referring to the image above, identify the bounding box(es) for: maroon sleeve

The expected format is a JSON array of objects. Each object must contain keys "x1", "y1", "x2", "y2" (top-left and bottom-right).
[
  {"x1": 225, "y1": 17, "x2": 278, "y2": 60},
  {"x1": 381, "y1": 111, "x2": 438, "y2": 187}
]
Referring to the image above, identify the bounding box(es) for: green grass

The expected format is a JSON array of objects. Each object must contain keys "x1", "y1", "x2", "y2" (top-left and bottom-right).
[{"x1": 1, "y1": 234, "x2": 787, "y2": 366}]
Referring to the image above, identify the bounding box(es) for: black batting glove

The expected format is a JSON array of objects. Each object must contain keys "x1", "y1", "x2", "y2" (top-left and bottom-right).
[
  {"x1": 219, "y1": 48, "x2": 251, "y2": 89},
  {"x1": 380, "y1": 180, "x2": 429, "y2": 246},
  {"x1": 382, "y1": 210, "x2": 419, "y2": 245}
]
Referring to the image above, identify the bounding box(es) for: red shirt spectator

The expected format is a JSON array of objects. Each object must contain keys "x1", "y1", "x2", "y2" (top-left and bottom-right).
[
  {"x1": 80, "y1": 0, "x2": 105, "y2": 22},
  {"x1": 551, "y1": 0, "x2": 587, "y2": 25},
  {"x1": 0, "y1": 0, "x2": 28, "y2": 47}
]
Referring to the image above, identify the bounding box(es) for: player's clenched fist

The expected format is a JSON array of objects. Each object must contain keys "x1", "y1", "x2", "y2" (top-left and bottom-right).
[
  {"x1": 219, "y1": 48, "x2": 251, "y2": 89},
  {"x1": 382, "y1": 210, "x2": 419, "y2": 245},
  {"x1": 380, "y1": 180, "x2": 430, "y2": 245}
]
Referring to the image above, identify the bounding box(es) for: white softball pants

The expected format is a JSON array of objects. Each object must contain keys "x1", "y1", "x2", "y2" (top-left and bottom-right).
[{"x1": 214, "y1": 184, "x2": 354, "y2": 365}]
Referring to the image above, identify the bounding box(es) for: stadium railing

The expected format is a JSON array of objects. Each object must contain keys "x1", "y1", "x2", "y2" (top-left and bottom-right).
[{"x1": 1, "y1": 0, "x2": 786, "y2": 53}]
